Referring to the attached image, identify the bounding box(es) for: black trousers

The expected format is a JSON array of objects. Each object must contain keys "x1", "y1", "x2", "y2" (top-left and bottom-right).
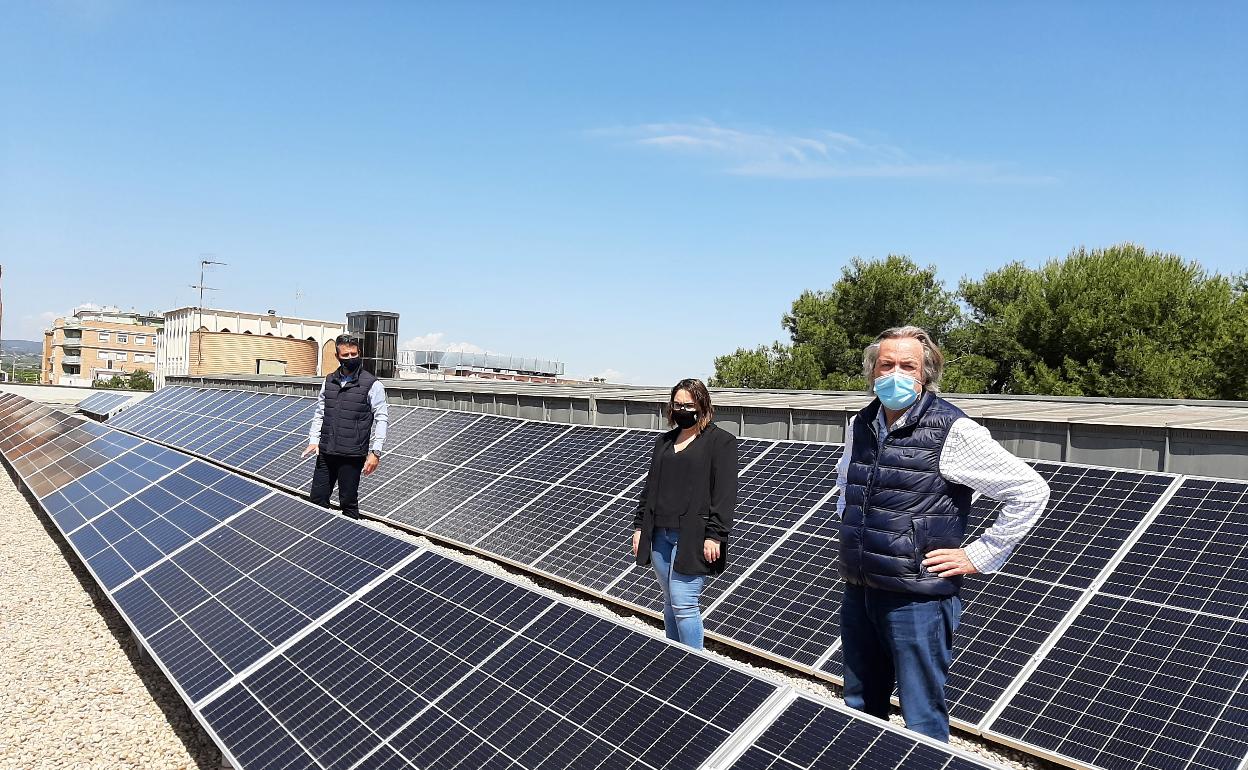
[{"x1": 310, "y1": 453, "x2": 366, "y2": 519}]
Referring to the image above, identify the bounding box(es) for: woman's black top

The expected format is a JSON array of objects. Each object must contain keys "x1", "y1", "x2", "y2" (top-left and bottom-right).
[
  {"x1": 653, "y1": 441, "x2": 695, "y2": 529},
  {"x1": 632, "y1": 423, "x2": 738, "y2": 576}
]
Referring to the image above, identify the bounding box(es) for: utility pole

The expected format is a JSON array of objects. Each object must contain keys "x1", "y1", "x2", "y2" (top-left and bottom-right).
[{"x1": 191, "y1": 258, "x2": 227, "y2": 369}]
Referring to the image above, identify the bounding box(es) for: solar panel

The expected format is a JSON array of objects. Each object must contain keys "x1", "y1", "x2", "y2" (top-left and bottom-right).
[
  {"x1": 424, "y1": 414, "x2": 523, "y2": 466},
  {"x1": 736, "y1": 438, "x2": 777, "y2": 470},
  {"x1": 228, "y1": 429, "x2": 298, "y2": 473},
  {"x1": 110, "y1": 493, "x2": 418, "y2": 703},
  {"x1": 535, "y1": 497, "x2": 640, "y2": 592},
  {"x1": 357, "y1": 458, "x2": 454, "y2": 514},
  {"x1": 970, "y1": 462, "x2": 1174, "y2": 589},
  {"x1": 387, "y1": 465, "x2": 498, "y2": 530},
  {"x1": 426, "y1": 474, "x2": 550, "y2": 544},
  {"x1": 464, "y1": 420, "x2": 572, "y2": 474},
  {"x1": 11, "y1": 423, "x2": 105, "y2": 486},
  {"x1": 202, "y1": 551, "x2": 778, "y2": 770},
  {"x1": 507, "y1": 425, "x2": 621, "y2": 483},
  {"x1": 987, "y1": 594, "x2": 1248, "y2": 770},
  {"x1": 705, "y1": 501, "x2": 844, "y2": 668},
  {"x1": 734, "y1": 442, "x2": 843, "y2": 530},
  {"x1": 1100, "y1": 477, "x2": 1248, "y2": 621},
  {"x1": 62, "y1": 461, "x2": 269, "y2": 589},
  {"x1": 559, "y1": 429, "x2": 656, "y2": 496},
  {"x1": 474, "y1": 485, "x2": 616, "y2": 565},
  {"x1": 76, "y1": 390, "x2": 134, "y2": 418},
  {"x1": 730, "y1": 695, "x2": 997, "y2": 770},
  {"x1": 87, "y1": 387, "x2": 1248, "y2": 770},
  {"x1": 388, "y1": 410, "x2": 478, "y2": 458}
]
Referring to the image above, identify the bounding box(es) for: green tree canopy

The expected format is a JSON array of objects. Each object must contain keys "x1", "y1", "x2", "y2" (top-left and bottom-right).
[
  {"x1": 713, "y1": 243, "x2": 1244, "y2": 399},
  {"x1": 711, "y1": 255, "x2": 961, "y2": 390},
  {"x1": 959, "y1": 244, "x2": 1237, "y2": 398},
  {"x1": 129, "y1": 369, "x2": 154, "y2": 391}
]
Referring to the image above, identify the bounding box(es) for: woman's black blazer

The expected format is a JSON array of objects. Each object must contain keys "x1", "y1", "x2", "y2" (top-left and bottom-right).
[{"x1": 631, "y1": 423, "x2": 738, "y2": 576}]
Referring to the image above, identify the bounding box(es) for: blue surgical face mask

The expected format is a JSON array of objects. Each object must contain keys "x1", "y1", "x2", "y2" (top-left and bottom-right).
[{"x1": 874, "y1": 372, "x2": 920, "y2": 410}]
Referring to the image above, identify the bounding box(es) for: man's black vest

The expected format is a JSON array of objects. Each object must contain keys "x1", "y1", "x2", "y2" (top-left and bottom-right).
[
  {"x1": 839, "y1": 391, "x2": 973, "y2": 597},
  {"x1": 318, "y1": 368, "x2": 378, "y2": 457}
]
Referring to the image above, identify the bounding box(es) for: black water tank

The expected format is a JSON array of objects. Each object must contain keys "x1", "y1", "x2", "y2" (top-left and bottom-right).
[{"x1": 345, "y1": 310, "x2": 399, "y2": 378}]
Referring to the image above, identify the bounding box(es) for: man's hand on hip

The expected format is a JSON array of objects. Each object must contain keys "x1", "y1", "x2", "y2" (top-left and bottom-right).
[
  {"x1": 923, "y1": 548, "x2": 979, "y2": 578},
  {"x1": 363, "y1": 452, "x2": 379, "y2": 476},
  {"x1": 301, "y1": 443, "x2": 318, "y2": 459}
]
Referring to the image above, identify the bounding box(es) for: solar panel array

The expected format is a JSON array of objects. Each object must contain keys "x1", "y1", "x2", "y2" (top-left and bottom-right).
[
  {"x1": 100, "y1": 386, "x2": 1248, "y2": 770},
  {"x1": 76, "y1": 390, "x2": 136, "y2": 419},
  {"x1": 0, "y1": 391, "x2": 1001, "y2": 770}
]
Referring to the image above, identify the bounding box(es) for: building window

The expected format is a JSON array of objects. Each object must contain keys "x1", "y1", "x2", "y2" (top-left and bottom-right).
[
  {"x1": 136, "y1": 335, "x2": 146, "y2": 345},
  {"x1": 99, "y1": 351, "x2": 113, "y2": 361},
  {"x1": 116, "y1": 352, "x2": 127, "y2": 362},
  {"x1": 98, "y1": 331, "x2": 110, "y2": 343},
  {"x1": 118, "y1": 333, "x2": 129, "y2": 344}
]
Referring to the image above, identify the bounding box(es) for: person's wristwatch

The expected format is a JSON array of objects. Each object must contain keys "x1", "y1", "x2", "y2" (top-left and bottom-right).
[{"x1": 369, "y1": 450, "x2": 382, "y2": 460}]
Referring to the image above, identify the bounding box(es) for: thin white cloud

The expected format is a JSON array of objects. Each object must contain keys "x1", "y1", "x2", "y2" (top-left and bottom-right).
[
  {"x1": 596, "y1": 120, "x2": 1055, "y2": 183},
  {"x1": 11, "y1": 311, "x2": 59, "y2": 341},
  {"x1": 574, "y1": 368, "x2": 643, "y2": 385},
  {"x1": 399, "y1": 332, "x2": 486, "y2": 354}
]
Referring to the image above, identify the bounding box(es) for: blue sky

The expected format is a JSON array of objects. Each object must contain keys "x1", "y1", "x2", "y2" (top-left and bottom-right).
[{"x1": 2, "y1": 1, "x2": 1245, "y2": 384}]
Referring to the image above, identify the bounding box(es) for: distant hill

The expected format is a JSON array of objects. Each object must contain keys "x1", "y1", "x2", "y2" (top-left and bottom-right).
[{"x1": 0, "y1": 340, "x2": 42, "y2": 355}]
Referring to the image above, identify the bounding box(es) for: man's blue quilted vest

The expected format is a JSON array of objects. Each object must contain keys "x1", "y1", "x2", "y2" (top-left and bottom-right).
[
  {"x1": 839, "y1": 392, "x2": 973, "y2": 597},
  {"x1": 319, "y1": 368, "x2": 377, "y2": 457}
]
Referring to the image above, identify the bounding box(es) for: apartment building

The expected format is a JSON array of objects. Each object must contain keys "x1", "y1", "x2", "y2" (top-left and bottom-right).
[
  {"x1": 155, "y1": 307, "x2": 344, "y2": 388},
  {"x1": 41, "y1": 306, "x2": 164, "y2": 386}
]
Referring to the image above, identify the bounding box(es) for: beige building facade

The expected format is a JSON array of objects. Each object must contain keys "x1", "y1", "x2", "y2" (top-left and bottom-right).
[
  {"x1": 42, "y1": 306, "x2": 164, "y2": 386},
  {"x1": 156, "y1": 307, "x2": 344, "y2": 388}
]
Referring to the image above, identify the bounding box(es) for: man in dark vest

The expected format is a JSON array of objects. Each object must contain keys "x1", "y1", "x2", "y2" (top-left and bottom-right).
[
  {"x1": 835, "y1": 326, "x2": 1050, "y2": 741},
  {"x1": 302, "y1": 334, "x2": 389, "y2": 519}
]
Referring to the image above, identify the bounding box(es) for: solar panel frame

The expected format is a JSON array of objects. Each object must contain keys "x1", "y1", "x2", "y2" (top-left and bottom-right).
[
  {"x1": 473, "y1": 485, "x2": 617, "y2": 566},
  {"x1": 76, "y1": 390, "x2": 134, "y2": 417},
  {"x1": 505, "y1": 425, "x2": 624, "y2": 484},
  {"x1": 1100, "y1": 476, "x2": 1248, "y2": 622},
  {"x1": 88, "y1": 387, "x2": 1248, "y2": 770},
  {"x1": 463, "y1": 420, "x2": 575, "y2": 475},
  {"x1": 984, "y1": 594, "x2": 1248, "y2": 770}
]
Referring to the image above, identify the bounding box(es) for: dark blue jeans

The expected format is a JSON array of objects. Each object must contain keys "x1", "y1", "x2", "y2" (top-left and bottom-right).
[{"x1": 840, "y1": 584, "x2": 961, "y2": 741}]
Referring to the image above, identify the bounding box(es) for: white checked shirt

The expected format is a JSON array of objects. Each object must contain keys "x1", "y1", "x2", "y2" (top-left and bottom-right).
[{"x1": 834, "y1": 406, "x2": 1050, "y2": 574}]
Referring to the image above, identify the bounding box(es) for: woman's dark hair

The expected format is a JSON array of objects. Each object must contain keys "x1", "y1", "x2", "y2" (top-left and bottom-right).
[{"x1": 665, "y1": 378, "x2": 715, "y2": 431}]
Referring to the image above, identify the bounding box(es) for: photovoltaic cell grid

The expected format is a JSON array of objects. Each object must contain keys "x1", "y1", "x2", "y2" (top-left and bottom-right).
[
  {"x1": 819, "y1": 462, "x2": 1181, "y2": 728},
  {"x1": 77, "y1": 390, "x2": 134, "y2": 418},
  {"x1": 201, "y1": 552, "x2": 968, "y2": 770},
  {"x1": 96, "y1": 387, "x2": 1248, "y2": 770},
  {"x1": 704, "y1": 500, "x2": 844, "y2": 669},
  {"x1": 987, "y1": 594, "x2": 1248, "y2": 770},
  {"x1": 426, "y1": 473, "x2": 550, "y2": 545},
  {"x1": 1100, "y1": 478, "x2": 1248, "y2": 621},
  {"x1": 2, "y1": 393, "x2": 1072, "y2": 770},
  {"x1": 115, "y1": 495, "x2": 418, "y2": 702},
  {"x1": 732, "y1": 695, "x2": 995, "y2": 770},
  {"x1": 475, "y1": 485, "x2": 616, "y2": 565},
  {"x1": 969, "y1": 462, "x2": 1173, "y2": 589}
]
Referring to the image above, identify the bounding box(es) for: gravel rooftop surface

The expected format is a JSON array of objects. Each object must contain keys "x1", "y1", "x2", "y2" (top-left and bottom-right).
[{"x1": 1, "y1": 462, "x2": 1058, "y2": 770}]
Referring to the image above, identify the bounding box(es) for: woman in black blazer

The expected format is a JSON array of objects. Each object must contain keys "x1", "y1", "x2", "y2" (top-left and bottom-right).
[{"x1": 631, "y1": 378, "x2": 737, "y2": 650}]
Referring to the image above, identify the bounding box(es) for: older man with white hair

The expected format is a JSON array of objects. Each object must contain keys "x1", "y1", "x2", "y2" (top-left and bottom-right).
[{"x1": 835, "y1": 325, "x2": 1050, "y2": 741}]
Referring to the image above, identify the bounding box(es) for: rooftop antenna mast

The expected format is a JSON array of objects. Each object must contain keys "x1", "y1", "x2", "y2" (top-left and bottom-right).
[{"x1": 191, "y1": 257, "x2": 227, "y2": 367}]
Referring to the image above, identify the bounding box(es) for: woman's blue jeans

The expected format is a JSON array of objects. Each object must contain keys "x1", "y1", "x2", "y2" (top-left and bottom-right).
[{"x1": 649, "y1": 527, "x2": 707, "y2": 650}]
